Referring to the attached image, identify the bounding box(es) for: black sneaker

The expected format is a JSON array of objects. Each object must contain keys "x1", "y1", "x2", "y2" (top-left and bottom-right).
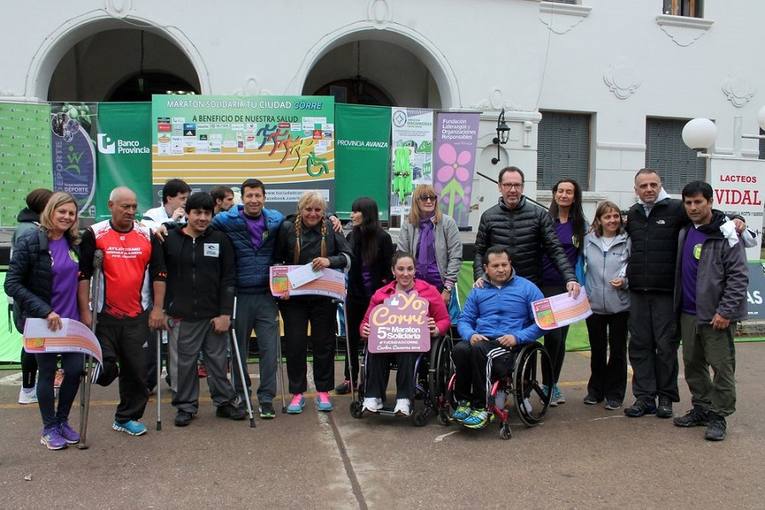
[
  {"x1": 259, "y1": 402, "x2": 276, "y2": 419},
  {"x1": 656, "y1": 397, "x2": 673, "y2": 418},
  {"x1": 216, "y1": 403, "x2": 246, "y2": 420},
  {"x1": 704, "y1": 413, "x2": 727, "y2": 441},
  {"x1": 604, "y1": 399, "x2": 622, "y2": 410},
  {"x1": 334, "y1": 380, "x2": 352, "y2": 395},
  {"x1": 174, "y1": 410, "x2": 194, "y2": 427},
  {"x1": 673, "y1": 406, "x2": 709, "y2": 427},
  {"x1": 624, "y1": 399, "x2": 657, "y2": 417},
  {"x1": 583, "y1": 394, "x2": 603, "y2": 405}
]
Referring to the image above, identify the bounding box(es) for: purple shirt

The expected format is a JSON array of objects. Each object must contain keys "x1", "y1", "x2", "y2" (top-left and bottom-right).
[
  {"x1": 681, "y1": 227, "x2": 708, "y2": 315},
  {"x1": 361, "y1": 262, "x2": 375, "y2": 295},
  {"x1": 49, "y1": 237, "x2": 80, "y2": 321},
  {"x1": 415, "y1": 220, "x2": 443, "y2": 291},
  {"x1": 241, "y1": 210, "x2": 267, "y2": 251},
  {"x1": 541, "y1": 220, "x2": 578, "y2": 286}
]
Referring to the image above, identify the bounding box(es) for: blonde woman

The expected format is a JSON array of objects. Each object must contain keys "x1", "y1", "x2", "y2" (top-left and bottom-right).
[
  {"x1": 274, "y1": 192, "x2": 352, "y2": 413},
  {"x1": 5, "y1": 192, "x2": 83, "y2": 449},
  {"x1": 397, "y1": 184, "x2": 462, "y2": 305}
]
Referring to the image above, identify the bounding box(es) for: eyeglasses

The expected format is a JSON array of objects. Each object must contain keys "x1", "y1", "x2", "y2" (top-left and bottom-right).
[
  {"x1": 418, "y1": 195, "x2": 437, "y2": 202},
  {"x1": 501, "y1": 183, "x2": 523, "y2": 190}
]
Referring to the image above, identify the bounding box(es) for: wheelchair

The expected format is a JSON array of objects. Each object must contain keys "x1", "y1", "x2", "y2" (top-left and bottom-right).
[
  {"x1": 445, "y1": 341, "x2": 553, "y2": 440},
  {"x1": 348, "y1": 333, "x2": 454, "y2": 427}
]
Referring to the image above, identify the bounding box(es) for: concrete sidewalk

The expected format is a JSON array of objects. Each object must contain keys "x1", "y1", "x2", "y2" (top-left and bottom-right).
[{"x1": 1, "y1": 344, "x2": 763, "y2": 509}]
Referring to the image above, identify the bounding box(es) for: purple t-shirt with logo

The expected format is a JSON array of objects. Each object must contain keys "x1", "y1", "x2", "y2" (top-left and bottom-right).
[
  {"x1": 681, "y1": 227, "x2": 708, "y2": 315},
  {"x1": 49, "y1": 237, "x2": 80, "y2": 321},
  {"x1": 241, "y1": 210, "x2": 267, "y2": 251},
  {"x1": 542, "y1": 220, "x2": 577, "y2": 286}
]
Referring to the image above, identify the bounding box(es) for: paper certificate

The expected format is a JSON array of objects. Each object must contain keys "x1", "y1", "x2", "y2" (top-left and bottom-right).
[
  {"x1": 286, "y1": 263, "x2": 323, "y2": 289},
  {"x1": 23, "y1": 318, "x2": 103, "y2": 368},
  {"x1": 270, "y1": 265, "x2": 347, "y2": 301},
  {"x1": 532, "y1": 289, "x2": 592, "y2": 330}
]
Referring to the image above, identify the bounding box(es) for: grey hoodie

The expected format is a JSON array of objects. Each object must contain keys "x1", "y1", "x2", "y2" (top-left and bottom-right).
[{"x1": 583, "y1": 231, "x2": 631, "y2": 315}]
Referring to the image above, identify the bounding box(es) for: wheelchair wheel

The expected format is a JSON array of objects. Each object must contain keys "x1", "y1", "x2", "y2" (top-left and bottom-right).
[
  {"x1": 412, "y1": 408, "x2": 430, "y2": 427},
  {"x1": 499, "y1": 423, "x2": 512, "y2": 440},
  {"x1": 513, "y1": 342, "x2": 553, "y2": 427},
  {"x1": 350, "y1": 401, "x2": 364, "y2": 419},
  {"x1": 428, "y1": 335, "x2": 453, "y2": 412}
]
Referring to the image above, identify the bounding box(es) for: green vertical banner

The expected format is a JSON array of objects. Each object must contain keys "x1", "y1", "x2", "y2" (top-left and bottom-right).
[
  {"x1": 95, "y1": 102, "x2": 153, "y2": 219},
  {"x1": 334, "y1": 104, "x2": 391, "y2": 220},
  {"x1": 0, "y1": 102, "x2": 52, "y2": 228}
]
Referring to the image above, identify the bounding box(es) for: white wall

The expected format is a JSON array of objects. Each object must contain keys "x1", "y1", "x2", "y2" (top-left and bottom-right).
[{"x1": 1, "y1": 0, "x2": 763, "y2": 230}]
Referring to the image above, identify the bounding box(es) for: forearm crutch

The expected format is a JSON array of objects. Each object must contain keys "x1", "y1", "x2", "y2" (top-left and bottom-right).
[
  {"x1": 276, "y1": 322, "x2": 287, "y2": 414},
  {"x1": 230, "y1": 297, "x2": 255, "y2": 427},
  {"x1": 78, "y1": 249, "x2": 103, "y2": 449},
  {"x1": 156, "y1": 330, "x2": 162, "y2": 431}
]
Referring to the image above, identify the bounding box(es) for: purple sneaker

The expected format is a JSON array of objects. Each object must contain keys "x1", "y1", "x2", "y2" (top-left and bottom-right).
[
  {"x1": 40, "y1": 425, "x2": 67, "y2": 450},
  {"x1": 58, "y1": 421, "x2": 80, "y2": 444}
]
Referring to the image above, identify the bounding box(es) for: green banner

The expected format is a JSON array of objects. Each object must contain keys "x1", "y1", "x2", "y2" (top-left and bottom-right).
[
  {"x1": 151, "y1": 95, "x2": 335, "y2": 215},
  {"x1": 334, "y1": 104, "x2": 391, "y2": 220},
  {"x1": 0, "y1": 103, "x2": 52, "y2": 228},
  {"x1": 94, "y1": 102, "x2": 153, "y2": 219},
  {"x1": 0, "y1": 273, "x2": 21, "y2": 362}
]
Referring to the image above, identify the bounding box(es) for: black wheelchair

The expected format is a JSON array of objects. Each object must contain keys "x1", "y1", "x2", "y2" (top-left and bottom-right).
[
  {"x1": 445, "y1": 341, "x2": 553, "y2": 439},
  {"x1": 348, "y1": 333, "x2": 454, "y2": 427}
]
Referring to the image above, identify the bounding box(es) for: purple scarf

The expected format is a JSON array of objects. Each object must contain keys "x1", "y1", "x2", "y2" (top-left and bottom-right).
[{"x1": 417, "y1": 215, "x2": 436, "y2": 273}]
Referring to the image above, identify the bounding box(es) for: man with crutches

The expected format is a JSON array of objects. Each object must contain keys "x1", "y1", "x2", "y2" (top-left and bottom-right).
[
  {"x1": 78, "y1": 187, "x2": 167, "y2": 437},
  {"x1": 154, "y1": 192, "x2": 246, "y2": 426},
  {"x1": 212, "y1": 179, "x2": 284, "y2": 420}
]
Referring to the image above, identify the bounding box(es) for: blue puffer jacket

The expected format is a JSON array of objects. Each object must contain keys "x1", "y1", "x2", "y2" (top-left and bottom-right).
[
  {"x1": 212, "y1": 205, "x2": 284, "y2": 294},
  {"x1": 457, "y1": 272, "x2": 544, "y2": 344}
]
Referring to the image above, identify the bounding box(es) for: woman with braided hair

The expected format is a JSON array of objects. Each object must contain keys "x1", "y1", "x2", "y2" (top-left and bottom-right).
[{"x1": 274, "y1": 191, "x2": 352, "y2": 413}]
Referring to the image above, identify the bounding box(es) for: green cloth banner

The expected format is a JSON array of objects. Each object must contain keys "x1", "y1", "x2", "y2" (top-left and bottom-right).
[
  {"x1": 0, "y1": 103, "x2": 52, "y2": 228},
  {"x1": 334, "y1": 104, "x2": 391, "y2": 220},
  {"x1": 94, "y1": 102, "x2": 153, "y2": 220}
]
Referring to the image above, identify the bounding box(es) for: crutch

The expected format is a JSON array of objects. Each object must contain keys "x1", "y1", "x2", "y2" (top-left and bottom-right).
[
  {"x1": 156, "y1": 329, "x2": 162, "y2": 431},
  {"x1": 276, "y1": 316, "x2": 287, "y2": 414},
  {"x1": 229, "y1": 297, "x2": 255, "y2": 427},
  {"x1": 78, "y1": 249, "x2": 103, "y2": 449}
]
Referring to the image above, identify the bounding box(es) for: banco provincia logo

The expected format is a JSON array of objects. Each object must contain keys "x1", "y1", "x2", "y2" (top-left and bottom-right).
[
  {"x1": 97, "y1": 133, "x2": 150, "y2": 155},
  {"x1": 97, "y1": 133, "x2": 116, "y2": 154}
]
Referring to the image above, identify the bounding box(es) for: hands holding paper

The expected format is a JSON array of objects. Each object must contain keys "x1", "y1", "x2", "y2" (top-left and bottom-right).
[
  {"x1": 566, "y1": 280, "x2": 581, "y2": 298},
  {"x1": 428, "y1": 317, "x2": 438, "y2": 337},
  {"x1": 311, "y1": 257, "x2": 330, "y2": 271},
  {"x1": 361, "y1": 322, "x2": 370, "y2": 338},
  {"x1": 46, "y1": 311, "x2": 63, "y2": 332}
]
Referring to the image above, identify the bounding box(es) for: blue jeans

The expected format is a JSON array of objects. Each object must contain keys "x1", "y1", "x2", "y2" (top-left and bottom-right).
[
  {"x1": 233, "y1": 293, "x2": 279, "y2": 404},
  {"x1": 35, "y1": 352, "x2": 83, "y2": 428}
]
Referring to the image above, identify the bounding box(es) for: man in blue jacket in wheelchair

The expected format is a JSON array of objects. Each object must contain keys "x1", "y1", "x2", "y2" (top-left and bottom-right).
[{"x1": 452, "y1": 246, "x2": 545, "y2": 429}]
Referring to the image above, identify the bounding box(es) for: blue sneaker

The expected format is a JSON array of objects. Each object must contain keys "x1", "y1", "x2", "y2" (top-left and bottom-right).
[
  {"x1": 552, "y1": 385, "x2": 566, "y2": 405},
  {"x1": 463, "y1": 409, "x2": 490, "y2": 429},
  {"x1": 316, "y1": 392, "x2": 333, "y2": 412},
  {"x1": 543, "y1": 385, "x2": 557, "y2": 407},
  {"x1": 287, "y1": 394, "x2": 305, "y2": 414},
  {"x1": 451, "y1": 402, "x2": 471, "y2": 423},
  {"x1": 112, "y1": 419, "x2": 147, "y2": 436}
]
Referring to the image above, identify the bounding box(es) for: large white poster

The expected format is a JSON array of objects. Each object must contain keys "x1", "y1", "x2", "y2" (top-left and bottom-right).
[
  {"x1": 390, "y1": 108, "x2": 434, "y2": 217},
  {"x1": 709, "y1": 156, "x2": 765, "y2": 260}
]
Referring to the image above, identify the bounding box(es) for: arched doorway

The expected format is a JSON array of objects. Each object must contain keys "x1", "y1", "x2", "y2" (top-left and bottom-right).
[
  {"x1": 48, "y1": 28, "x2": 201, "y2": 102},
  {"x1": 302, "y1": 39, "x2": 442, "y2": 108}
]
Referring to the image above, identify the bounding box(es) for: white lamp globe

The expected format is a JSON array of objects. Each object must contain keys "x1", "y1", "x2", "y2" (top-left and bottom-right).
[
  {"x1": 757, "y1": 105, "x2": 765, "y2": 132},
  {"x1": 682, "y1": 118, "x2": 717, "y2": 150}
]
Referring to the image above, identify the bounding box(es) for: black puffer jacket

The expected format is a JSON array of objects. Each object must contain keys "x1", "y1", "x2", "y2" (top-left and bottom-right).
[
  {"x1": 4, "y1": 228, "x2": 79, "y2": 332},
  {"x1": 473, "y1": 196, "x2": 575, "y2": 285},
  {"x1": 347, "y1": 228, "x2": 394, "y2": 299},
  {"x1": 626, "y1": 197, "x2": 688, "y2": 293}
]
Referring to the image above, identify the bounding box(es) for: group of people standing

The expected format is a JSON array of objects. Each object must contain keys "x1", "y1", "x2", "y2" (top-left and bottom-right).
[{"x1": 5, "y1": 163, "x2": 751, "y2": 448}]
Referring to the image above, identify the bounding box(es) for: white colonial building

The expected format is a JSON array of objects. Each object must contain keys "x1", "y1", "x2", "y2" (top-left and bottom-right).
[{"x1": 1, "y1": 0, "x2": 764, "y2": 226}]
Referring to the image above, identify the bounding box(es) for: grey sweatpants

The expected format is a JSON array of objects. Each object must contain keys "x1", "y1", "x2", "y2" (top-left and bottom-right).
[{"x1": 168, "y1": 318, "x2": 237, "y2": 414}]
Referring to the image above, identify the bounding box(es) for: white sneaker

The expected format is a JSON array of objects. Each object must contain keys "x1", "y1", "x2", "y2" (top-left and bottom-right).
[
  {"x1": 393, "y1": 398, "x2": 411, "y2": 416},
  {"x1": 18, "y1": 386, "x2": 37, "y2": 405},
  {"x1": 362, "y1": 397, "x2": 382, "y2": 413}
]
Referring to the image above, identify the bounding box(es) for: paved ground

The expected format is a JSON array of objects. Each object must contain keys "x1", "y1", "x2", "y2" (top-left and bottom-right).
[{"x1": 1, "y1": 344, "x2": 764, "y2": 509}]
